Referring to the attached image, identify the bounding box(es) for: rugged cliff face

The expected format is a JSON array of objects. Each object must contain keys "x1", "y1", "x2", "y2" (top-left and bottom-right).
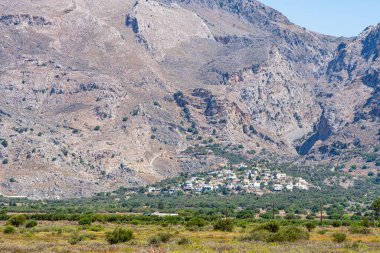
[
  {"x1": 304, "y1": 24, "x2": 380, "y2": 159},
  {"x1": 0, "y1": 0, "x2": 378, "y2": 199},
  {"x1": 327, "y1": 24, "x2": 380, "y2": 121}
]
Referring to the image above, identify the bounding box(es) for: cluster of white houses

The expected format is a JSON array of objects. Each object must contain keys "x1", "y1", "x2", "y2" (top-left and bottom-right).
[{"x1": 147, "y1": 164, "x2": 311, "y2": 195}]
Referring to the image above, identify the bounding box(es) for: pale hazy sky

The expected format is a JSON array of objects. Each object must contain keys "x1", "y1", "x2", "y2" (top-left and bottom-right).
[{"x1": 259, "y1": 0, "x2": 380, "y2": 37}]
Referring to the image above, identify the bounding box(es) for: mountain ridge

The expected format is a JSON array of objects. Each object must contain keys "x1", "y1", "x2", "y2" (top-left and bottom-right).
[{"x1": 0, "y1": 0, "x2": 379, "y2": 199}]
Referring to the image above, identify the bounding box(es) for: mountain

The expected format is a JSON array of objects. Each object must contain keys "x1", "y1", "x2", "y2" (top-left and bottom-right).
[{"x1": 0, "y1": 0, "x2": 378, "y2": 199}]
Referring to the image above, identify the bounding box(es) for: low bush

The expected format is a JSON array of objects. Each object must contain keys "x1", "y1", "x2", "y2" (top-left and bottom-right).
[
  {"x1": 362, "y1": 218, "x2": 370, "y2": 227},
  {"x1": 177, "y1": 237, "x2": 191, "y2": 245},
  {"x1": 78, "y1": 217, "x2": 92, "y2": 226},
  {"x1": 68, "y1": 232, "x2": 96, "y2": 245},
  {"x1": 186, "y1": 217, "x2": 206, "y2": 228},
  {"x1": 306, "y1": 213, "x2": 316, "y2": 220},
  {"x1": 317, "y1": 229, "x2": 327, "y2": 235},
  {"x1": 305, "y1": 222, "x2": 317, "y2": 232},
  {"x1": 68, "y1": 232, "x2": 82, "y2": 245},
  {"x1": 259, "y1": 221, "x2": 280, "y2": 233},
  {"x1": 106, "y1": 227, "x2": 133, "y2": 244},
  {"x1": 4, "y1": 225, "x2": 15, "y2": 234},
  {"x1": 332, "y1": 220, "x2": 342, "y2": 227},
  {"x1": 349, "y1": 241, "x2": 360, "y2": 249},
  {"x1": 157, "y1": 233, "x2": 172, "y2": 243},
  {"x1": 25, "y1": 220, "x2": 38, "y2": 228},
  {"x1": 246, "y1": 230, "x2": 272, "y2": 242},
  {"x1": 284, "y1": 213, "x2": 300, "y2": 220},
  {"x1": 55, "y1": 228, "x2": 63, "y2": 235},
  {"x1": 88, "y1": 225, "x2": 104, "y2": 232},
  {"x1": 7, "y1": 214, "x2": 27, "y2": 227},
  {"x1": 349, "y1": 226, "x2": 371, "y2": 234},
  {"x1": 213, "y1": 219, "x2": 234, "y2": 232},
  {"x1": 268, "y1": 226, "x2": 309, "y2": 242},
  {"x1": 148, "y1": 236, "x2": 161, "y2": 246},
  {"x1": 148, "y1": 232, "x2": 173, "y2": 246},
  {"x1": 332, "y1": 232, "x2": 346, "y2": 243},
  {"x1": 247, "y1": 225, "x2": 309, "y2": 242},
  {"x1": 130, "y1": 219, "x2": 140, "y2": 225}
]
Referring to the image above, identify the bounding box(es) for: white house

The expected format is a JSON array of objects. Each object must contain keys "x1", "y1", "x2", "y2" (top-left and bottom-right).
[
  {"x1": 273, "y1": 184, "x2": 284, "y2": 191},
  {"x1": 286, "y1": 183, "x2": 294, "y2": 191},
  {"x1": 296, "y1": 183, "x2": 309, "y2": 190},
  {"x1": 253, "y1": 182, "x2": 261, "y2": 189},
  {"x1": 148, "y1": 187, "x2": 161, "y2": 193},
  {"x1": 223, "y1": 169, "x2": 233, "y2": 175},
  {"x1": 183, "y1": 182, "x2": 194, "y2": 191},
  {"x1": 202, "y1": 184, "x2": 213, "y2": 191},
  {"x1": 227, "y1": 173, "x2": 237, "y2": 180},
  {"x1": 276, "y1": 173, "x2": 286, "y2": 180},
  {"x1": 295, "y1": 178, "x2": 309, "y2": 190}
]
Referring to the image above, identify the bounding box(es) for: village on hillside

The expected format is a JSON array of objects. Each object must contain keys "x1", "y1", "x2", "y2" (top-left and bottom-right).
[{"x1": 144, "y1": 164, "x2": 312, "y2": 196}]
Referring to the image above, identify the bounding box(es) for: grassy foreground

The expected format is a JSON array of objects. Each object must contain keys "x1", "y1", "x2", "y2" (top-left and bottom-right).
[{"x1": 0, "y1": 221, "x2": 380, "y2": 253}]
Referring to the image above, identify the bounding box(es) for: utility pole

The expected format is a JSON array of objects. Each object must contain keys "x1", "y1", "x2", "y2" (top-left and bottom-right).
[
  {"x1": 272, "y1": 202, "x2": 275, "y2": 220},
  {"x1": 320, "y1": 201, "x2": 323, "y2": 225},
  {"x1": 225, "y1": 200, "x2": 228, "y2": 220}
]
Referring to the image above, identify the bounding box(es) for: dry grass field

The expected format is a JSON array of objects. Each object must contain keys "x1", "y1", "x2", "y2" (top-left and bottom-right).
[{"x1": 0, "y1": 221, "x2": 380, "y2": 253}]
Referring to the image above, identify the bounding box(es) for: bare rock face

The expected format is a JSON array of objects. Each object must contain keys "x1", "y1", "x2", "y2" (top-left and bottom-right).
[
  {"x1": 127, "y1": 0, "x2": 214, "y2": 59},
  {"x1": 0, "y1": 14, "x2": 52, "y2": 26},
  {"x1": 239, "y1": 47, "x2": 321, "y2": 143},
  {"x1": 328, "y1": 24, "x2": 380, "y2": 86},
  {"x1": 0, "y1": 0, "x2": 378, "y2": 199},
  {"x1": 304, "y1": 24, "x2": 380, "y2": 158},
  {"x1": 327, "y1": 24, "x2": 380, "y2": 124}
]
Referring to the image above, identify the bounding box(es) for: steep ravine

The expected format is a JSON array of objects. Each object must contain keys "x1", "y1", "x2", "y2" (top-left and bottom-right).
[{"x1": 297, "y1": 114, "x2": 332, "y2": 155}]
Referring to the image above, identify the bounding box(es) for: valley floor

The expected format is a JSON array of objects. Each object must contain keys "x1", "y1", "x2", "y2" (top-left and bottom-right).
[{"x1": 0, "y1": 221, "x2": 380, "y2": 253}]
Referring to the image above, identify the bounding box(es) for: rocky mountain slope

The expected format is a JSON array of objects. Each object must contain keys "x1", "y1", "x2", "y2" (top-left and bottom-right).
[
  {"x1": 0, "y1": 0, "x2": 378, "y2": 199},
  {"x1": 307, "y1": 24, "x2": 380, "y2": 160}
]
